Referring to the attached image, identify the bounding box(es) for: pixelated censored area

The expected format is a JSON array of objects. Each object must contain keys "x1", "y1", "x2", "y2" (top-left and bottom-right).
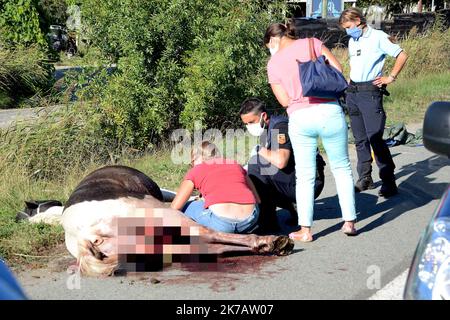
[
  {"x1": 119, "y1": 254, "x2": 219, "y2": 272},
  {"x1": 116, "y1": 217, "x2": 218, "y2": 272}
]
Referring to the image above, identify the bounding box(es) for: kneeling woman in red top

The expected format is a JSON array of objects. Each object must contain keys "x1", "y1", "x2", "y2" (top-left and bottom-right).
[{"x1": 171, "y1": 141, "x2": 261, "y2": 234}]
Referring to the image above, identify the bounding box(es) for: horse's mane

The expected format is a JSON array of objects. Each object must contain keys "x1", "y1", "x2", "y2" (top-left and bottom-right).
[{"x1": 64, "y1": 165, "x2": 164, "y2": 211}]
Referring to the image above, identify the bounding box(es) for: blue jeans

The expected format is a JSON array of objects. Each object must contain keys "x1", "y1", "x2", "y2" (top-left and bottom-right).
[
  {"x1": 289, "y1": 102, "x2": 356, "y2": 227},
  {"x1": 182, "y1": 200, "x2": 259, "y2": 234}
]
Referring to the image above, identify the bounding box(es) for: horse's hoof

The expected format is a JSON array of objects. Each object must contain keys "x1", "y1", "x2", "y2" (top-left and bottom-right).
[{"x1": 272, "y1": 236, "x2": 294, "y2": 256}]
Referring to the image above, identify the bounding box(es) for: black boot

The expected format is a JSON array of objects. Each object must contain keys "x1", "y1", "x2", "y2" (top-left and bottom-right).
[
  {"x1": 378, "y1": 181, "x2": 398, "y2": 198},
  {"x1": 354, "y1": 176, "x2": 375, "y2": 193}
]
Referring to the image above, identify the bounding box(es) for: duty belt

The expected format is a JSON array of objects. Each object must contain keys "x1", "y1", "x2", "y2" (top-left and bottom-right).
[{"x1": 347, "y1": 81, "x2": 390, "y2": 96}]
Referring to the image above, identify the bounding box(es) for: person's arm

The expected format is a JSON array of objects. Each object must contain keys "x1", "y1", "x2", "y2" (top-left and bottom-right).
[
  {"x1": 258, "y1": 147, "x2": 291, "y2": 169},
  {"x1": 245, "y1": 176, "x2": 261, "y2": 204},
  {"x1": 322, "y1": 45, "x2": 343, "y2": 73},
  {"x1": 258, "y1": 122, "x2": 292, "y2": 169},
  {"x1": 373, "y1": 51, "x2": 408, "y2": 86},
  {"x1": 270, "y1": 83, "x2": 290, "y2": 107},
  {"x1": 170, "y1": 180, "x2": 195, "y2": 210}
]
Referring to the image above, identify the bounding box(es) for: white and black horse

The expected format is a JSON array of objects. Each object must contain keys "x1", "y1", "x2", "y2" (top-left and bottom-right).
[{"x1": 20, "y1": 165, "x2": 294, "y2": 276}]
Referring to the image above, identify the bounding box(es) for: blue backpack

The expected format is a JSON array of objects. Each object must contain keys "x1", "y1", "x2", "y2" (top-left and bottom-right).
[{"x1": 297, "y1": 38, "x2": 348, "y2": 99}]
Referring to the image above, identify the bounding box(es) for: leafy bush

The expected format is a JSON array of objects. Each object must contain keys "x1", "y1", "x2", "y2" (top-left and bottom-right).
[
  {"x1": 179, "y1": 1, "x2": 281, "y2": 130},
  {"x1": 78, "y1": 0, "x2": 285, "y2": 147},
  {"x1": 36, "y1": 0, "x2": 69, "y2": 30},
  {"x1": 0, "y1": 0, "x2": 47, "y2": 47},
  {"x1": 0, "y1": 0, "x2": 58, "y2": 108}
]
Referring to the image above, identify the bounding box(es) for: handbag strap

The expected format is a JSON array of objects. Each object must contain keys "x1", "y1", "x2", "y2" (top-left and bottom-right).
[{"x1": 308, "y1": 38, "x2": 317, "y2": 62}]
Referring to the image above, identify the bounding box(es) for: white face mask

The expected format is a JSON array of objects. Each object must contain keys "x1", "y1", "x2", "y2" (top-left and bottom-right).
[
  {"x1": 268, "y1": 37, "x2": 280, "y2": 56},
  {"x1": 246, "y1": 114, "x2": 265, "y2": 137}
]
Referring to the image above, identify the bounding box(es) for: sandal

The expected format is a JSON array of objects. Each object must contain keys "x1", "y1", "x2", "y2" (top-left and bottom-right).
[
  {"x1": 341, "y1": 223, "x2": 357, "y2": 236},
  {"x1": 289, "y1": 231, "x2": 313, "y2": 242}
]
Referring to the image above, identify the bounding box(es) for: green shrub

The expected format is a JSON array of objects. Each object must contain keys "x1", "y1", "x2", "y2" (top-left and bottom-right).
[
  {"x1": 78, "y1": 0, "x2": 285, "y2": 147},
  {"x1": 36, "y1": 0, "x2": 69, "y2": 31},
  {"x1": 179, "y1": 2, "x2": 280, "y2": 130},
  {"x1": 0, "y1": 0, "x2": 47, "y2": 47}
]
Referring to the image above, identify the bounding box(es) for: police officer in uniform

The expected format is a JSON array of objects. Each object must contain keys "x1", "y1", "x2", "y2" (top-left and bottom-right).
[
  {"x1": 240, "y1": 97, "x2": 325, "y2": 233},
  {"x1": 340, "y1": 8, "x2": 408, "y2": 197}
]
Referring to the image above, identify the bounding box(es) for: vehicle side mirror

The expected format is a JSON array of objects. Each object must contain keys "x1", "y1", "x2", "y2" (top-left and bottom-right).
[{"x1": 423, "y1": 101, "x2": 450, "y2": 158}]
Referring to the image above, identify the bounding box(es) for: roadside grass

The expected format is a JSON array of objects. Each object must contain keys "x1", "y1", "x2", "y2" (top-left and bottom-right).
[
  {"x1": 0, "y1": 45, "x2": 54, "y2": 110},
  {"x1": 383, "y1": 71, "x2": 450, "y2": 126},
  {"x1": 0, "y1": 161, "x2": 97, "y2": 268},
  {"x1": 0, "y1": 150, "x2": 190, "y2": 269}
]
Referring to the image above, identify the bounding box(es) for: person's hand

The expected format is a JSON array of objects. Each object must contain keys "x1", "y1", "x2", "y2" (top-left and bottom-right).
[
  {"x1": 372, "y1": 75, "x2": 394, "y2": 87},
  {"x1": 249, "y1": 144, "x2": 260, "y2": 159}
]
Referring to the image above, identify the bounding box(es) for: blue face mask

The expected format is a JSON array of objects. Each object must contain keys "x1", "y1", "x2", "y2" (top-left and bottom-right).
[{"x1": 346, "y1": 26, "x2": 362, "y2": 40}]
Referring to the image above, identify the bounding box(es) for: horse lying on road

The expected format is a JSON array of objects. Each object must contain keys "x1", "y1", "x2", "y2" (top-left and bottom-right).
[{"x1": 21, "y1": 165, "x2": 294, "y2": 276}]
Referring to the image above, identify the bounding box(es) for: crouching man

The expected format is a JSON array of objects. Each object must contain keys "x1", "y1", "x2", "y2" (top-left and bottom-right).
[{"x1": 240, "y1": 98, "x2": 325, "y2": 233}]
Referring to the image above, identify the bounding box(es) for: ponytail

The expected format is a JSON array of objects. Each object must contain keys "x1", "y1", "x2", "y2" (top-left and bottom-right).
[{"x1": 264, "y1": 20, "x2": 297, "y2": 45}]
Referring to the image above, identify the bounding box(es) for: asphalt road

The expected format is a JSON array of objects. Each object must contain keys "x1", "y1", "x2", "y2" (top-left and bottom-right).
[
  {"x1": 0, "y1": 65, "x2": 115, "y2": 129},
  {"x1": 15, "y1": 142, "x2": 450, "y2": 300},
  {"x1": 0, "y1": 108, "x2": 51, "y2": 129}
]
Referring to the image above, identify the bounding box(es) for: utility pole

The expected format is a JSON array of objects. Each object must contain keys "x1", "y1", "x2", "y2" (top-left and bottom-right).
[{"x1": 322, "y1": 0, "x2": 328, "y2": 18}]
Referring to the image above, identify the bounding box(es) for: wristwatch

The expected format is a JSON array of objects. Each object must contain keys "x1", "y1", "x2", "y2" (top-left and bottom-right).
[{"x1": 389, "y1": 74, "x2": 397, "y2": 82}]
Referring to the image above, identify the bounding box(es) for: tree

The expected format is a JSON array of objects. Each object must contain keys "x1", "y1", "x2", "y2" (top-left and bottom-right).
[
  {"x1": 0, "y1": 0, "x2": 47, "y2": 47},
  {"x1": 355, "y1": 0, "x2": 428, "y2": 14},
  {"x1": 78, "y1": 0, "x2": 286, "y2": 149}
]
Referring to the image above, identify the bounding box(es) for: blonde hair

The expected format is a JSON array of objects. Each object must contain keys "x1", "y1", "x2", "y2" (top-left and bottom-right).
[
  {"x1": 191, "y1": 141, "x2": 220, "y2": 163},
  {"x1": 77, "y1": 239, "x2": 119, "y2": 276},
  {"x1": 339, "y1": 8, "x2": 367, "y2": 26}
]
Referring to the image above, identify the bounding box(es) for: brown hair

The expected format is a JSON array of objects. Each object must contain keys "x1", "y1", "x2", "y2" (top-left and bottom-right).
[
  {"x1": 339, "y1": 8, "x2": 367, "y2": 26},
  {"x1": 263, "y1": 20, "x2": 297, "y2": 45}
]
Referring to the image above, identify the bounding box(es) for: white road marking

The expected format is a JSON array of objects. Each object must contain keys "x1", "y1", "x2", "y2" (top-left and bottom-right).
[{"x1": 368, "y1": 269, "x2": 409, "y2": 300}]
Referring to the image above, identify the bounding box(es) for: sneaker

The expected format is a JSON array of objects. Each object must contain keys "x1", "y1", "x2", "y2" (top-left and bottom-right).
[
  {"x1": 354, "y1": 176, "x2": 375, "y2": 193},
  {"x1": 378, "y1": 182, "x2": 398, "y2": 198}
]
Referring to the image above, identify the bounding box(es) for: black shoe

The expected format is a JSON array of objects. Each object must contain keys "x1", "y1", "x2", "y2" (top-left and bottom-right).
[
  {"x1": 354, "y1": 176, "x2": 375, "y2": 193},
  {"x1": 378, "y1": 183, "x2": 398, "y2": 198}
]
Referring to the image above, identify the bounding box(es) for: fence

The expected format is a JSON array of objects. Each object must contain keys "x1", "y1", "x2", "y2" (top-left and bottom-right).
[{"x1": 292, "y1": 9, "x2": 450, "y2": 48}]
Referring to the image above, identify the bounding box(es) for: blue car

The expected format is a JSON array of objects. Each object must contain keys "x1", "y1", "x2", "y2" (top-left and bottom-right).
[
  {"x1": 0, "y1": 259, "x2": 27, "y2": 300},
  {"x1": 404, "y1": 101, "x2": 450, "y2": 300}
]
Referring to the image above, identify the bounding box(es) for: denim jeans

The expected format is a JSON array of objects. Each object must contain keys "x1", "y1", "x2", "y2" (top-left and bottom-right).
[
  {"x1": 288, "y1": 102, "x2": 356, "y2": 227},
  {"x1": 182, "y1": 200, "x2": 259, "y2": 234}
]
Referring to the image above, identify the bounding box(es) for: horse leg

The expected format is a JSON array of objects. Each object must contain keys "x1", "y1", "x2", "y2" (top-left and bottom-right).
[
  {"x1": 124, "y1": 207, "x2": 294, "y2": 256},
  {"x1": 200, "y1": 231, "x2": 294, "y2": 256}
]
